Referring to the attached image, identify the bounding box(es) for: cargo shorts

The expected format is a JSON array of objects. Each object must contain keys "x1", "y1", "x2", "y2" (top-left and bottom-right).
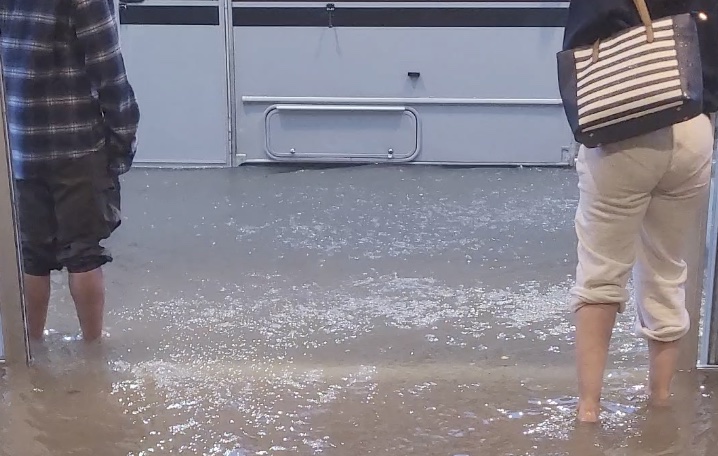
[{"x1": 15, "y1": 151, "x2": 121, "y2": 276}]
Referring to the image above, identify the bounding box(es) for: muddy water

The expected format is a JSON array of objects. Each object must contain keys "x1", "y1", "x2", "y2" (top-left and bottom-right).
[{"x1": 1, "y1": 166, "x2": 717, "y2": 455}]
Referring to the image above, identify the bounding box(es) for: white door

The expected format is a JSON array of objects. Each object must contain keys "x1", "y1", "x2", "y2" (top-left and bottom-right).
[{"x1": 117, "y1": 0, "x2": 232, "y2": 166}]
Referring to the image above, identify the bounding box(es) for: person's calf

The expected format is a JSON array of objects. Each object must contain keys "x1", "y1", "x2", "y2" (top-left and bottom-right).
[
  {"x1": 647, "y1": 338, "x2": 680, "y2": 406},
  {"x1": 23, "y1": 274, "x2": 51, "y2": 341},
  {"x1": 68, "y1": 268, "x2": 105, "y2": 342},
  {"x1": 574, "y1": 303, "x2": 619, "y2": 423}
]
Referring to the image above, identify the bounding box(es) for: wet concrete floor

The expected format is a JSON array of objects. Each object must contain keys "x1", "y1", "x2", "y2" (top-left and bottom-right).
[{"x1": 1, "y1": 165, "x2": 717, "y2": 455}]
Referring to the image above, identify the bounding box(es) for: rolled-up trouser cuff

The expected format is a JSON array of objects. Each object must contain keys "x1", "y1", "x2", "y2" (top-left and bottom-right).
[
  {"x1": 635, "y1": 317, "x2": 690, "y2": 342},
  {"x1": 570, "y1": 285, "x2": 628, "y2": 313}
]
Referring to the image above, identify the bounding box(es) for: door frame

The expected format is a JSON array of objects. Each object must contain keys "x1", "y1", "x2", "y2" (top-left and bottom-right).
[
  {"x1": 0, "y1": 57, "x2": 30, "y2": 367},
  {"x1": 699, "y1": 115, "x2": 718, "y2": 368},
  {"x1": 222, "y1": 0, "x2": 238, "y2": 166},
  {"x1": 117, "y1": 0, "x2": 235, "y2": 167}
]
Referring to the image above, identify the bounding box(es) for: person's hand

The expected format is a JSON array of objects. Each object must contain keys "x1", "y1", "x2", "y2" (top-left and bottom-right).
[{"x1": 105, "y1": 135, "x2": 136, "y2": 176}]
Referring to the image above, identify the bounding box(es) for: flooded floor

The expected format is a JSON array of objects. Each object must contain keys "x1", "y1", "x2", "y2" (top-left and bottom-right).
[{"x1": 1, "y1": 165, "x2": 717, "y2": 455}]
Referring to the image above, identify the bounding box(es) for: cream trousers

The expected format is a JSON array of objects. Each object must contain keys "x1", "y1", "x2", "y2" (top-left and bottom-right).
[{"x1": 571, "y1": 114, "x2": 715, "y2": 342}]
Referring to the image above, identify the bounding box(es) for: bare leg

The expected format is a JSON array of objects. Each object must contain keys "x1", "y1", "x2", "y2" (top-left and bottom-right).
[
  {"x1": 68, "y1": 268, "x2": 105, "y2": 342},
  {"x1": 575, "y1": 303, "x2": 619, "y2": 423},
  {"x1": 647, "y1": 339, "x2": 679, "y2": 406},
  {"x1": 23, "y1": 274, "x2": 51, "y2": 341}
]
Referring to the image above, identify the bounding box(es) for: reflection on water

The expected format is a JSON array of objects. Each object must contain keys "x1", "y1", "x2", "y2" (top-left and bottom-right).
[
  {"x1": 2, "y1": 340, "x2": 718, "y2": 455},
  {"x1": 0, "y1": 343, "x2": 144, "y2": 456},
  {"x1": 1, "y1": 167, "x2": 717, "y2": 455}
]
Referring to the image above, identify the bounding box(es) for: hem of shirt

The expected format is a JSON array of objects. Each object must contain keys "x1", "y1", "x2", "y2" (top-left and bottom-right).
[{"x1": 11, "y1": 149, "x2": 100, "y2": 179}]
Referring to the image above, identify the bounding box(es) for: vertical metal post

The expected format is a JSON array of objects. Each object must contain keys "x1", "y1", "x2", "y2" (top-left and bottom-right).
[
  {"x1": 699, "y1": 115, "x2": 718, "y2": 368},
  {"x1": 221, "y1": 0, "x2": 238, "y2": 166},
  {"x1": 0, "y1": 57, "x2": 29, "y2": 366},
  {"x1": 680, "y1": 169, "x2": 710, "y2": 370}
]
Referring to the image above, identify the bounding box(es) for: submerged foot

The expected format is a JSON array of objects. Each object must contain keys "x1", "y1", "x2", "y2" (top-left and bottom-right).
[
  {"x1": 577, "y1": 401, "x2": 601, "y2": 423},
  {"x1": 648, "y1": 390, "x2": 672, "y2": 407}
]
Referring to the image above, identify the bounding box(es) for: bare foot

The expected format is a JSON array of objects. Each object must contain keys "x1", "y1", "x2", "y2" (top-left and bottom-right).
[
  {"x1": 648, "y1": 390, "x2": 671, "y2": 407},
  {"x1": 28, "y1": 337, "x2": 47, "y2": 354},
  {"x1": 577, "y1": 401, "x2": 601, "y2": 423}
]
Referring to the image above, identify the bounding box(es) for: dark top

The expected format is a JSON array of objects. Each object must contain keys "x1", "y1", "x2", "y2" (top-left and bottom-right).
[{"x1": 563, "y1": 0, "x2": 718, "y2": 114}]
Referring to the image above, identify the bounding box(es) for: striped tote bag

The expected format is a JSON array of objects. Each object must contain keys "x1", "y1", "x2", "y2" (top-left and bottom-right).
[{"x1": 557, "y1": 0, "x2": 704, "y2": 148}]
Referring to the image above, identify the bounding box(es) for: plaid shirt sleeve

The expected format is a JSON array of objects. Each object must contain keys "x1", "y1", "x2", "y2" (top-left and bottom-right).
[{"x1": 72, "y1": 0, "x2": 140, "y2": 174}]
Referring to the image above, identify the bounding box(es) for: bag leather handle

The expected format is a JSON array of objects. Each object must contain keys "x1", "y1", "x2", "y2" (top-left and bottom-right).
[
  {"x1": 632, "y1": 0, "x2": 655, "y2": 42},
  {"x1": 592, "y1": 0, "x2": 655, "y2": 63}
]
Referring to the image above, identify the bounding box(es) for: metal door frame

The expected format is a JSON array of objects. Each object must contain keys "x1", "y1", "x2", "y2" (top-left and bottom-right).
[
  {"x1": 0, "y1": 57, "x2": 30, "y2": 367},
  {"x1": 117, "y1": 0, "x2": 235, "y2": 168},
  {"x1": 699, "y1": 114, "x2": 718, "y2": 368},
  {"x1": 221, "y1": 0, "x2": 238, "y2": 166}
]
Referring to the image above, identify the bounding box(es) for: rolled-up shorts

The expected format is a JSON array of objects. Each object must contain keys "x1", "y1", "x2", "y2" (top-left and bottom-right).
[
  {"x1": 15, "y1": 151, "x2": 122, "y2": 276},
  {"x1": 570, "y1": 114, "x2": 715, "y2": 342}
]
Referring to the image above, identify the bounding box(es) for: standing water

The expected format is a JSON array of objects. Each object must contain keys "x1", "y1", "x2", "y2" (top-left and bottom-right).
[{"x1": 1, "y1": 167, "x2": 716, "y2": 455}]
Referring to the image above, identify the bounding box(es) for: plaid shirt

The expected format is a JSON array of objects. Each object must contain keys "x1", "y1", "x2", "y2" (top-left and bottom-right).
[{"x1": 0, "y1": 0, "x2": 139, "y2": 178}]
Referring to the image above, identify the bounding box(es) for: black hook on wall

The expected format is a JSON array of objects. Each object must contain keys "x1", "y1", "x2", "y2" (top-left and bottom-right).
[
  {"x1": 326, "y1": 3, "x2": 336, "y2": 28},
  {"x1": 119, "y1": 0, "x2": 144, "y2": 10}
]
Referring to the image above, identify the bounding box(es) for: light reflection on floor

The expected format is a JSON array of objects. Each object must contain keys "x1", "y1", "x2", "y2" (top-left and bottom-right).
[{"x1": 1, "y1": 166, "x2": 716, "y2": 455}]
